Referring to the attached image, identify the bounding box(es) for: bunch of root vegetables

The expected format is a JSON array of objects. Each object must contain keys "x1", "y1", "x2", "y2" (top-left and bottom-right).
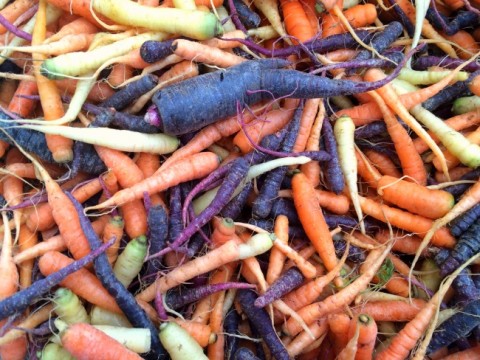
[{"x1": 0, "y1": 0, "x2": 478, "y2": 359}]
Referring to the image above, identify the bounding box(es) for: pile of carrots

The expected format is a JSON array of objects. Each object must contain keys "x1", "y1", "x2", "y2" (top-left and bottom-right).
[{"x1": 0, "y1": 0, "x2": 478, "y2": 359}]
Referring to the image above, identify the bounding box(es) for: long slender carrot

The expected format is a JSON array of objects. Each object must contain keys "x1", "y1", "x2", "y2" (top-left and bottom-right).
[
  {"x1": 16, "y1": 225, "x2": 38, "y2": 289},
  {"x1": 32, "y1": 0, "x2": 73, "y2": 163}
]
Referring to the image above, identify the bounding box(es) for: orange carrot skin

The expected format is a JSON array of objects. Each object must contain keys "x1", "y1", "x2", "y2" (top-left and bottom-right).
[
  {"x1": 352, "y1": 299, "x2": 427, "y2": 322},
  {"x1": 377, "y1": 175, "x2": 455, "y2": 219},
  {"x1": 61, "y1": 323, "x2": 143, "y2": 360},
  {"x1": 348, "y1": 314, "x2": 377, "y2": 360},
  {"x1": 281, "y1": 0, "x2": 317, "y2": 43},
  {"x1": 38, "y1": 251, "x2": 122, "y2": 314},
  {"x1": 0, "y1": 330, "x2": 27, "y2": 360}
]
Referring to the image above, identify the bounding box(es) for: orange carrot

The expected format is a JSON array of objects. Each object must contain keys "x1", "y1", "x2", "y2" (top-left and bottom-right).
[
  {"x1": 368, "y1": 90, "x2": 427, "y2": 185},
  {"x1": 266, "y1": 214, "x2": 289, "y2": 284},
  {"x1": 469, "y1": 73, "x2": 480, "y2": 96},
  {"x1": 291, "y1": 171, "x2": 340, "y2": 280},
  {"x1": 44, "y1": 17, "x2": 99, "y2": 44},
  {"x1": 102, "y1": 215, "x2": 125, "y2": 264},
  {"x1": 442, "y1": 30, "x2": 480, "y2": 60},
  {"x1": 286, "y1": 319, "x2": 328, "y2": 357},
  {"x1": 86, "y1": 152, "x2": 221, "y2": 211},
  {"x1": 321, "y1": 4, "x2": 377, "y2": 38},
  {"x1": 0, "y1": 0, "x2": 36, "y2": 35},
  {"x1": 280, "y1": 0, "x2": 317, "y2": 43},
  {"x1": 328, "y1": 313, "x2": 352, "y2": 356},
  {"x1": 16, "y1": 225, "x2": 38, "y2": 289},
  {"x1": 0, "y1": 212, "x2": 18, "y2": 299},
  {"x1": 14, "y1": 234, "x2": 66, "y2": 264},
  {"x1": 347, "y1": 314, "x2": 377, "y2": 360},
  {"x1": 441, "y1": 345, "x2": 480, "y2": 360},
  {"x1": 107, "y1": 64, "x2": 134, "y2": 88},
  {"x1": 60, "y1": 322, "x2": 142, "y2": 359},
  {"x1": 32, "y1": 0, "x2": 73, "y2": 163},
  {"x1": 7, "y1": 78, "x2": 38, "y2": 118},
  {"x1": 172, "y1": 318, "x2": 216, "y2": 348},
  {"x1": 364, "y1": 149, "x2": 402, "y2": 179},
  {"x1": 351, "y1": 299, "x2": 427, "y2": 322},
  {"x1": 207, "y1": 291, "x2": 226, "y2": 359},
  {"x1": 38, "y1": 251, "x2": 122, "y2": 314}
]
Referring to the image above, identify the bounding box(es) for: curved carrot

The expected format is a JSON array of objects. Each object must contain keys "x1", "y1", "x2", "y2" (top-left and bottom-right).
[{"x1": 364, "y1": 149, "x2": 402, "y2": 179}]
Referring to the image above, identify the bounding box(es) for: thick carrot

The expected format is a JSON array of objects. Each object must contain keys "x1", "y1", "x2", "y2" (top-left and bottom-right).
[
  {"x1": 60, "y1": 322, "x2": 142, "y2": 360},
  {"x1": 7, "y1": 77, "x2": 38, "y2": 118},
  {"x1": 347, "y1": 314, "x2": 377, "y2": 360},
  {"x1": 86, "y1": 152, "x2": 221, "y2": 211},
  {"x1": 280, "y1": 0, "x2": 316, "y2": 43},
  {"x1": 328, "y1": 313, "x2": 352, "y2": 357},
  {"x1": 442, "y1": 30, "x2": 480, "y2": 60},
  {"x1": 352, "y1": 299, "x2": 427, "y2": 322},
  {"x1": 321, "y1": 4, "x2": 377, "y2": 38},
  {"x1": 38, "y1": 251, "x2": 122, "y2": 314}
]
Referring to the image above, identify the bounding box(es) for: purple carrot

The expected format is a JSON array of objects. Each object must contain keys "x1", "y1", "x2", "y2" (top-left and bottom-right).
[
  {"x1": 154, "y1": 291, "x2": 169, "y2": 321},
  {"x1": 321, "y1": 119, "x2": 345, "y2": 194},
  {"x1": 234, "y1": 347, "x2": 262, "y2": 360},
  {"x1": 254, "y1": 268, "x2": 304, "y2": 308},
  {"x1": 225, "y1": 0, "x2": 260, "y2": 30},
  {"x1": 426, "y1": 8, "x2": 479, "y2": 35},
  {"x1": 413, "y1": 55, "x2": 480, "y2": 72},
  {"x1": 334, "y1": 238, "x2": 366, "y2": 263},
  {"x1": 220, "y1": 181, "x2": 253, "y2": 220},
  {"x1": 0, "y1": 13, "x2": 32, "y2": 41},
  {"x1": 252, "y1": 104, "x2": 303, "y2": 218},
  {"x1": 388, "y1": 0, "x2": 415, "y2": 36},
  {"x1": 165, "y1": 282, "x2": 255, "y2": 310},
  {"x1": 0, "y1": 239, "x2": 113, "y2": 321},
  {"x1": 224, "y1": 308, "x2": 241, "y2": 360},
  {"x1": 100, "y1": 74, "x2": 158, "y2": 110},
  {"x1": 422, "y1": 75, "x2": 473, "y2": 111},
  {"x1": 237, "y1": 289, "x2": 289, "y2": 360},
  {"x1": 65, "y1": 191, "x2": 167, "y2": 359},
  {"x1": 145, "y1": 204, "x2": 169, "y2": 274},
  {"x1": 225, "y1": 0, "x2": 248, "y2": 33},
  {"x1": 140, "y1": 39, "x2": 176, "y2": 63},
  {"x1": 318, "y1": 53, "x2": 405, "y2": 74},
  {"x1": 449, "y1": 203, "x2": 480, "y2": 237},
  {"x1": 354, "y1": 121, "x2": 388, "y2": 139},
  {"x1": 444, "y1": 167, "x2": 480, "y2": 198},
  {"x1": 168, "y1": 185, "x2": 185, "y2": 246}
]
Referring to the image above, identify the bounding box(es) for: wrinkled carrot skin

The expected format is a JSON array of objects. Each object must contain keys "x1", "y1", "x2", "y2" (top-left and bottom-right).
[
  {"x1": 280, "y1": 0, "x2": 317, "y2": 43},
  {"x1": 351, "y1": 299, "x2": 427, "y2": 322}
]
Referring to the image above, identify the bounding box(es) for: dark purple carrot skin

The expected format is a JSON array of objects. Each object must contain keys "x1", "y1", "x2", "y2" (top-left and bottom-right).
[
  {"x1": 426, "y1": 9, "x2": 479, "y2": 36},
  {"x1": 234, "y1": 347, "x2": 262, "y2": 360},
  {"x1": 225, "y1": 0, "x2": 261, "y2": 30},
  {"x1": 269, "y1": 198, "x2": 301, "y2": 226},
  {"x1": 349, "y1": 21, "x2": 404, "y2": 66},
  {"x1": 0, "y1": 239, "x2": 113, "y2": 321},
  {"x1": 321, "y1": 119, "x2": 345, "y2": 194},
  {"x1": 151, "y1": 54, "x2": 410, "y2": 136},
  {"x1": 254, "y1": 267, "x2": 304, "y2": 308},
  {"x1": 145, "y1": 204, "x2": 169, "y2": 274},
  {"x1": 220, "y1": 181, "x2": 253, "y2": 220},
  {"x1": 140, "y1": 39, "x2": 176, "y2": 63},
  {"x1": 413, "y1": 56, "x2": 480, "y2": 72},
  {"x1": 100, "y1": 74, "x2": 158, "y2": 110},
  {"x1": 449, "y1": 203, "x2": 480, "y2": 237},
  {"x1": 444, "y1": 168, "x2": 480, "y2": 199},
  {"x1": 354, "y1": 121, "x2": 388, "y2": 139},
  {"x1": 252, "y1": 104, "x2": 303, "y2": 219},
  {"x1": 64, "y1": 191, "x2": 167, "y2": 360},
  {"x1": 439, "y1": 219, "x2": 480, "y2": 277},
  {"x1": 224, "y1": 308, "x2": 241, "y2": 360},
  {"x1": 237, "y1": 289, "x2": 289, "y2": 360},
  {"x1": 427, "y1": 298, "x2": 480, "y2": 354},
  {"x1": 152, "y1": 157, "x2": 250, "y2": 258},
  {"x1": 334, "y1": 239, "x2": 366, "y2": 263},
  {"x1": 168, "y1": 185, "x2": 184, "y2": 245},
  {"x1": 321, "y1": 52, "x2": 405, "y2": 74},
  {"x1": 165, "y1": 282, "x2": 254, "y2": 310}
]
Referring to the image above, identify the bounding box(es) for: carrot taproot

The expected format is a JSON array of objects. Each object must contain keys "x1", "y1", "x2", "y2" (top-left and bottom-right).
[
  {"x1": 0, "y1": 0, "x2": 36, "y2": 35},
  {"x1": 254, "y1": 0, "x2": 290, "y2": 43},
  {"x1": 440, "y1": 345, "x2": 480, "y2": 360},
  {"x1": 337, "y1": 318, "x2": 360, "y2": 360},
  {"x1": 7, "y1": 77, "x2": 37, "y2": 118},
  {"x1": 86, "y1": 151, "x2": 220, "y2": 211},
  {"x1": 107, "y1": 63, "x2": 134, "y2": 88},
  {"x1": 0, "y1": 331, "x2": 27, "y2": 360},
  {"x1": 283, "y1": 243, "x2": 392, "y2": 336},
  {"x1": 14, "y1": 234, "x2": 66, "y2": 264},
  {"x1": 328, "y1": 313, "x2": 352, "y2": 356},
  {"x1": 442, "y1": 30, "x2": 480, "y2": 60},
  {"x1": 60, "y1": 322, "x2": 143, "y2": 360},
  {"x1": 280, "y1": 0, "x2": 316, "y2": 43},
  {"x1": 0, "y1": 212, "x2": 18, "y2": 299},
  {"x1": 44, "y1": 16, "x2": 99, "y2": 44},
  {"x1": 364, "y1": 150, "x2": 400, "y2": 177},
  {"x1": 38, "y1": 250, "x2": 122, "y2": 314},
  {"x1": 208, "y1": 290, "x2": 226, "y2": 359},
  {"x1": 266, "y1": 214, "x2": 289, "y2": 285},
  {"x1": 16, "y1": 225, "x2": 38, "y2": 289},
  {"x1": 347, "y1": 314, "x2": 377, "y2": 360},
  {"x1": 291, "y1": 171, "x2": 341, "y2": 282},
  {"x1": 286, "y1": 319, "x2": 328, "y2": 357},
  {"x1": 32, "y1": 0, "x2": 73, "y2": 163}
]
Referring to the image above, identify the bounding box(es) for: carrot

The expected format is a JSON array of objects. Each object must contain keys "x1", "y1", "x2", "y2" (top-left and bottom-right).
[
  {"x1": 60, "y1": 322, "x2": 143, "y2": 360},
  {"x1": 44, "y1": 17, "x2": 99, "y2": 44},
  {"x1": 14, "y1": 234, "x2": 66, "y2": 264},
  {"x1": 207, "y1": 290, "x2": 226, "y2": 360},
  {"x1": 321, "y1": 4, "x2": 377, "y2": 38},
  {"x1": 291, "y1": 171, "x2": 341, "y2": 283},
  {"x1": 253, "y1": 0, "x2": 290, "y2": 43},
  {"x1": 358, "y1": 196, "x2": 455, "y2": 248},
  {"x1": 171, "y1": 38, "x2": 246, "y2": 68},
  {"x1": 171, "y1": 318, "x2": 216, "y2": 348},
  {"x1": 4, "y1": 148, "x2": 27, "y2": 239},
  {"x1": 107, "y1": 63, "x2": 134, "y2": 88},
  {"x1": 102, "y1": 216, "x2": 125, "y2": 265},
  {"x1": 0, "y1": 0, "x2": 36, "y2": 35},
  {"x1": 365, "y1": 149, "x2": 402, "y2": 178},
  {"x1": 85, "y1": 151, "x2": 221, "y2": 211},
  {"x1": 0, "y1": 213, "x2": 18, "y2": 299},
  {"x1": 7, "y1": 77, "x2": 38, "y2": 118},
  {"x1": 337, "y1": 318, "x2": 360, "y2": 360},
  {"x1": 31, "y1": 0, "x2": 73, "y2": 163},
  {"x1": 266, "y1": 214, "x2": 289, "y2": 285},
  {"x1": 16, "y1": 225, "x2": 38, "y2": 289},
  {"x1": 442, "y1": 30, "x2": 480, "y2": 60},
  {"x1": 233, "y1": 98, "x2": 300, "y2": 153},
  {"x1": 194, "y1": 0, "x2": 223, "y2": 7},
  {"x1": 348, "y1": 314, "x2": 377, "y2": 360},
  {"x1": 2, "y1": 33, "x2": 96, "y2": 55},
  {"x1": 328, "y1": 313, "x2": 352, "y2": 357},
  {"x1": 286, "y1": 319, "x2": 328, "y2": 357},
  {"x1": 38, "y1": 251, "x2": 122, "y2": 314},
  {"x1": 283, "y1": 240, "x2": 393, "y2": 337},
  {"x1": 440, "y1": 345, "x2": 480, "y2": 360},
  {"x1": 469, "y1": 74, "x2": 480, "y2": 97},
  {"x1": 0, "y1": 331, "x2": 27, "y2": 360},
  {"x1": 280, "y1": 0, "x2": 316, "y2": 43}
]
